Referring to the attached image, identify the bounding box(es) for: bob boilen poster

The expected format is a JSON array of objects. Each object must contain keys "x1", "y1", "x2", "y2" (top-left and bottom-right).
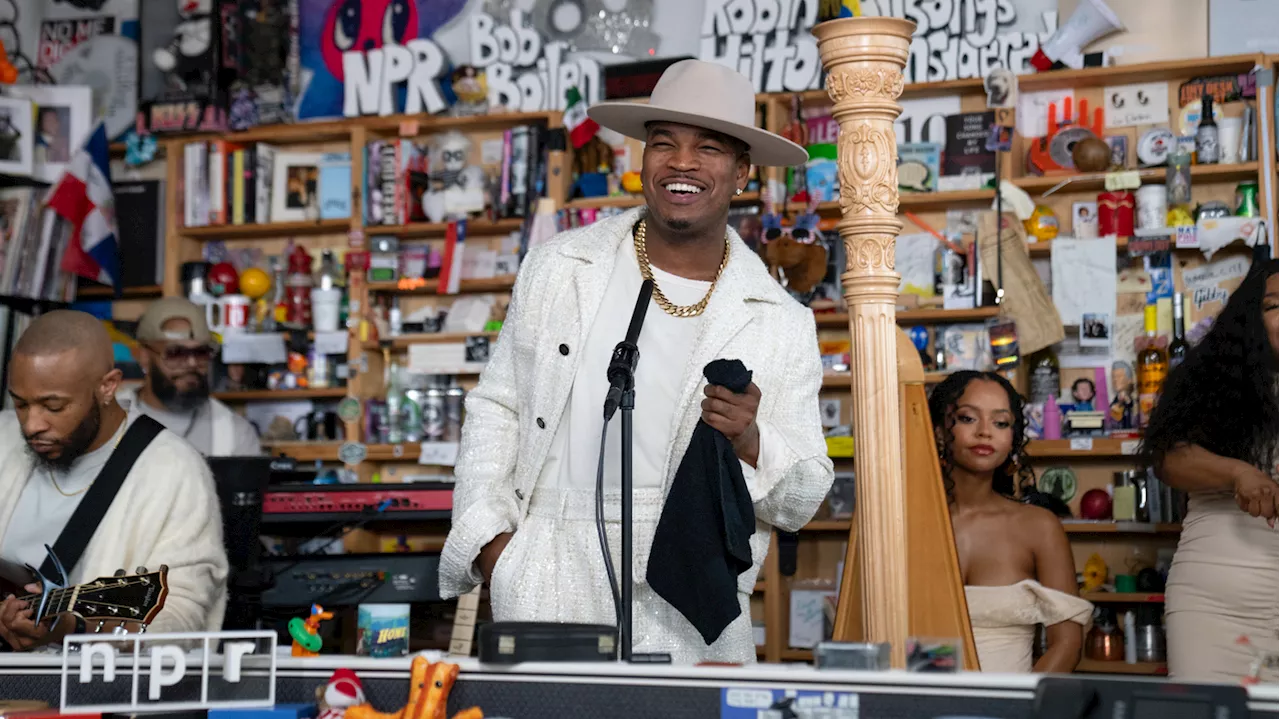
[{"x1": 295, "y1": 0, "x2": 468, "y2": 120}]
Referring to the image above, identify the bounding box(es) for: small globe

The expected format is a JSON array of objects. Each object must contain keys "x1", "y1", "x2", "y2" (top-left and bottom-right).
[{"x1": 1072, "y1": 137, "x2": 1112, "y2": 172}]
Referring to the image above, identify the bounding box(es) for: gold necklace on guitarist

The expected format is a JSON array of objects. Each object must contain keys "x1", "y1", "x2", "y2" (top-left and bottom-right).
[
  {"x1": 633, "y1": 218, "x2": 729, "y2": 318},
  {"x1": 46, "y1": 425, "x2": 125, "y2": 497}
]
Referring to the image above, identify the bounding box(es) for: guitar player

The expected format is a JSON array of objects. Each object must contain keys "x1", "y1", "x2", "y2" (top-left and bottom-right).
[{"x1": 0, "y1": 310, "x2": 228, "y2": 650}]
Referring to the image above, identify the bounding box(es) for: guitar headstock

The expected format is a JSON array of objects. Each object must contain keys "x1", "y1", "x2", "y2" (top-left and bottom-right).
[{"x1": 42, "y1": 568, "x2": 169, "y2": 628}]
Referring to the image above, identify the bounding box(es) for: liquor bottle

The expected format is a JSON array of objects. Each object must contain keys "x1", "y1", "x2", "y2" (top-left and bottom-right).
[
  {"x1": 1028, "y1": 346, "x2": 1061, "y2": 406},
  {"x1": 1136, "y1": 305, "x2": 1168, "y2": 427},
  {"x1": 1169, "y1": 293, "x2": 1189, "y2": 369},
  {"x1": 1195, "y1": 94, "x2": 1219, "y2": 164},
  {"x1": 385, "y1": 357, "x2": 404, "y2": 445}
]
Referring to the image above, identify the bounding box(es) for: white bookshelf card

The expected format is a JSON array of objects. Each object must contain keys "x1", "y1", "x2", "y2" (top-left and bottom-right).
[{"x1": 408, "y1": 342, "x2": 485, "y2": 375}]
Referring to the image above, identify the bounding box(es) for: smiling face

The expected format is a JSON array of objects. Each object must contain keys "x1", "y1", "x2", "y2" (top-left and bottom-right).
[
  {"x1": 641, "y1": 122, "x2": 749, "y2": 238},
  {"x1": 947, "y1": 379, "x2": 1016, "y2": 477}
]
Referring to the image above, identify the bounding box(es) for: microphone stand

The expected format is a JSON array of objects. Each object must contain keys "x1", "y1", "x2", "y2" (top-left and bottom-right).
[{"x1": 600, "y1": 279, "x2": 668, "y2": 664}]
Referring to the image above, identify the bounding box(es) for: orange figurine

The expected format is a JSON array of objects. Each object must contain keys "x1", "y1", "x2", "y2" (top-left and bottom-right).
[
  {"x1": 345, "y1": 656, "x2": 482, "y2": 719},
  {"x1": 289, "y1": 603, "x2": 335, "y2": 657},
  {"x1": 0, "y1": 39, "x2": 17, "y2": 84}
]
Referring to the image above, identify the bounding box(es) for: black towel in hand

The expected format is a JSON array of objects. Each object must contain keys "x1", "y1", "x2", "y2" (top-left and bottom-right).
[{"x1": 647, "y1": 359, "x2": 757, "y2": 645}]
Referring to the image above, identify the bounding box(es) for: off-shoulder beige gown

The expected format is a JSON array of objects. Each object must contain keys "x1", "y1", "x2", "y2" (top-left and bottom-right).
[{"x1": 966, "y1": 580, "x2": 1093, "y2": 672}]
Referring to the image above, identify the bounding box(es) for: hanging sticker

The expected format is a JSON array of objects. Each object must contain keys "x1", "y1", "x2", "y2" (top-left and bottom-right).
[
  {"x1": 338, "y1": 442, "x2": 367, "y2": 465},
  {"x1": 337, "y1": 396, "x2": 362, "y2": 423}
]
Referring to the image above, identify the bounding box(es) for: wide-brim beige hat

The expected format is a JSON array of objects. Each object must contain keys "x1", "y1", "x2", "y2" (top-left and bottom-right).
[{"x1": 587, "y1": 59, "x2": 809, "y2": 168}]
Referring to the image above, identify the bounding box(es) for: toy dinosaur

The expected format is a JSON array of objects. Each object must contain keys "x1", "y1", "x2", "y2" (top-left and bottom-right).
[
  {"x1": 290, "y1": 603, "x2": 334, "y2": 657},
  {"x1": 760, "y1": 187, "x2": 828, "y2": 300},
  {"x1": 345, "y1": 656, "x2": 482, "y2": 719}
]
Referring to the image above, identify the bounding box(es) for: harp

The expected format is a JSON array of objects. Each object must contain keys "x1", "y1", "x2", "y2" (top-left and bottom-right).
[
  {"x1": 828, "y1": 330, "x2": 979, "y2": 670},
  {"x1": 813, "y1": 17, "x2": 977, "y2": 668}
]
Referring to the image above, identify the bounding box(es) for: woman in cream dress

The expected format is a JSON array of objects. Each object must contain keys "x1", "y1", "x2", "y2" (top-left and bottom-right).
[
  {"x1": 929, "y1": 372, "x2": 1093, "y2": 673},
  {"x1": 1143, "y1": 257, "x2": 1278, "y2": 684}
]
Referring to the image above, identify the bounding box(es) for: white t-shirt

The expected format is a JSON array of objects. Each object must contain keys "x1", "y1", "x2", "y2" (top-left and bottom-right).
[
  {"x1": 544, "y1": 239, "x2": 711, "y2": 491},
  {"x1": 1, "y1": 417, "x2": 129, "y2": 570}
]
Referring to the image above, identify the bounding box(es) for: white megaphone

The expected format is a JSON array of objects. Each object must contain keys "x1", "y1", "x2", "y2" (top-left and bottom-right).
[{"x1": 1031, "y1": 0, "x2": 1124, "y2": 71}]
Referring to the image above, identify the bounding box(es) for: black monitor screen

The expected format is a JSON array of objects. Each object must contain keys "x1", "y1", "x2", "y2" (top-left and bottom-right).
[{"x1": 1132, "y1": 699, "x2": 1213, "y2": 719}]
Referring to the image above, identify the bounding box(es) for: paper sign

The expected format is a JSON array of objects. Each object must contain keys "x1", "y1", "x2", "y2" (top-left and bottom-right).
[
  {"x1": 1104, "y1": 82, "x2": 1171, "y2": 128},
  {"x1": 313, "y1": 330, "x2": 349, "y2": 356},
  {"x1": 418, "y1": 441, "x2": 460, "y2": 466},
  {"x1": 220, "y1": 333, "x2": 288, "y2": 364},
  {"x1": 1017, "y1": 89, "x2": 1073, "y2": 139},
  {"x1": 481, "y1": 138, "x2": 505, "y2": 165},
  {"x1": 1052, "y1": 239, "x2": 1117, "y2": 325},
  {"x1": 1104, "y1": 171, "x2": 1142, "y2": 190},
  {"x1": 407, "y1": 342, "x2": 486, "y2": 375},
  {"x1": 1183, "y1": 255, "x2": 1250, "y2": 311},
  {"x1": 1121, "y1": 440, "x2": 1140, "y2": 455},
  {"x1": 1175, "y1": 225, "x2": 1199, "y2": 249},
  {"x1": 1070, "y1": 438, "x2": 1094, "y2": 451}
]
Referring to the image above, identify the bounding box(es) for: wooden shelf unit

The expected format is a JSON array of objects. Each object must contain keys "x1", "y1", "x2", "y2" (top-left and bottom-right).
[
  {"x1": 75, "y1": 284, "x2": 163, "y2": 300},
  {"x1": 567, "y1": 191, "x2": 761, "y2": 210},
  {"x1": 814, "y1": 307, "x2": 1000, "y2": 329},
  {"x1": 1075, "y1": 659, "x2": 1168, "y2": 676},
  {"x1": 364, "y1": 276, "x2": 516, "y2": 295},
  {"x1": 182, "y1": 219, "x2": 350, "y2": 240},
  {"x1": 1013, "y1": 161, "x2": 1260, "y2": 195},
  {"x1": 365, "y1": 331, "x2": 500, "y2": 350},
  {"x1": 368, "y1": 218, "x2": 526, "y2": 237},
  {"x1": 1062, "y1": 522, "x2": 1181, "y2": 534},
  {"x1": 1024, "y1": 438, "x2": 1142, "y2": 458},
  {"x1": 213, "y1": 387, "x2": 349, "y2": 402},
  {"x1": 1082, "y1": 593, "x2": 1166, "y2": 603}
]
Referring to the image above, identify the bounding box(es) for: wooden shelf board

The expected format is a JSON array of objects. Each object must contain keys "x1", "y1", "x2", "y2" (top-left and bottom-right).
[
  {"x1": 1025, "y1": 438, "x2": 1141, "y2": 458},
  {"x1": 183, "y1": 219, "x2": 350, "y2": 240},
  {"x1": 1075, "y1": 659, "x2": 1167, "y2": 676},
  {"x1": 367, "y1": 218, "x2": 526, "y2": 237},
  {"x1": 823, "y1": 371, "x2": 951, "y2": 389},
  {"x1": 1082, "y1": 593, "x2": 1166, "y2": 603},
  {"x1": 1013, "y1": 162, "x2": 1259, "y2": 195},
  {"x1": 260, "y1": 441, "x2": 457, "y2": 463},
  {"x1": 780, "y1": 648, "x2": 815, "y2": 662},
  {"x1": 214, "y1": 387, "x2": 348, "y2": 402},
  {"x1": 1018, "y1": 54, "x2": 1262, "y2": 92},
  {"x1": 75, "y1": 284, "x2": 163, "y2": 300},
  {"x1": 566, "y1": 191, "x2": 760, "y2": 210},
  {"x1": 1062, "y1": 521, "x2": 1181, "y2": 534},
  {"x1": 366, "y1": 331, "x2": 500, "y2": 349},
  {"x1": 802, "y1": 189, "x2": 995, "y2": 217},
  {"x1": 1028, "y1": 237, "x2": 1131, "y2": 257},
  {"x1": 815, "y1": 307, "x2": 999, "y2": 329},
  {"x1": 165, "y1": 110, "x2": 559, "y2": 147},
  {"x1": 778, "y1": 76, "x2": 985, "y2": 105},
  {"x1": 802, "y1": 519, "x2": 852, "y2": 532},
  {"x1": 366, "y1": 276, "x2": 516, "y2": 295}
]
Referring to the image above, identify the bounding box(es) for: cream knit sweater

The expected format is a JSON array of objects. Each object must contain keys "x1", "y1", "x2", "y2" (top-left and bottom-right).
[{"x1": 0, "y1": 410, "x2": 228, "y2": 634}]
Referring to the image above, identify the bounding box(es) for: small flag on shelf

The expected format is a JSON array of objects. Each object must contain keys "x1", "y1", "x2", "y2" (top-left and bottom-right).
[
  {"x1": 438, "y1": 219, "x2": 467, "y2": 295},
  {"x1": 47, "y1": 121, "x2": 119, "y2": 292},
  {"x1": 564, "y1": 86, "x2": 599, "y2": 149}
]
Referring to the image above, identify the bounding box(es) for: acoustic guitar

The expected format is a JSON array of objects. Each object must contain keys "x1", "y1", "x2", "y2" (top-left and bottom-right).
[{"x1": 0, "y1": 555, "x2": 169, "y2": 647}]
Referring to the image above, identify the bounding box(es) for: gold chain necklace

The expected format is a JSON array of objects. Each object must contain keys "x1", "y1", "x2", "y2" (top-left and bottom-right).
[
  {"x1": 45, "y1": 424, "x2": 125, "y2": 497},
  {"x1": 633, "y1": 219, "x2": 729, "y2": 318}
]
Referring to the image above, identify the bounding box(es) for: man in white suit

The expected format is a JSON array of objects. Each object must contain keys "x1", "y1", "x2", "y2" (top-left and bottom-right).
[{"x1": 438, "y1": 60, "x2": 834, "y2": 663}]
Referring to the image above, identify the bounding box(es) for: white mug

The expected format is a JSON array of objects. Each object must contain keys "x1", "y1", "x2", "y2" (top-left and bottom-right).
[
  {"x1": 207, "y1": 294, "x2": 251, "y2": 335},
  {"x1": 1218, "y1": 117, "x2": 1243, "y2": 164}
]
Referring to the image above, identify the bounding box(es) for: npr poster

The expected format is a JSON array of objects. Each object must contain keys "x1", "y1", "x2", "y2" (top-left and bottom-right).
[{"x1": 295, "y1": 0, "x2": 469, "y2": 120}]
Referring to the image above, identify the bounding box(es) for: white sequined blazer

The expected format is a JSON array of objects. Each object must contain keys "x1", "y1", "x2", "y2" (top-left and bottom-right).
[{"x1": 438, "y1": 207, "x2": 836, "y2": 598}]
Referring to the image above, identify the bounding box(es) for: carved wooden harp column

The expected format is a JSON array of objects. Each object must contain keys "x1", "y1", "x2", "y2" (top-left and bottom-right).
[{"x1": 812, "y1": 17, "x2": 915, "y2": 668}]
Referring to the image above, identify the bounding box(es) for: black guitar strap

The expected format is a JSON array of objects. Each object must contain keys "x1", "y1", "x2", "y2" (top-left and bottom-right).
[{"x1": 37, "y1": 415, "x2": 166, "y2": 580}]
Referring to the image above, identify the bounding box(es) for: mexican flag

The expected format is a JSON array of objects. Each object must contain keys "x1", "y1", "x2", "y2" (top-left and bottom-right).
[{"x1": 564, "y1": 87, "x2": 599, "y2": 149}]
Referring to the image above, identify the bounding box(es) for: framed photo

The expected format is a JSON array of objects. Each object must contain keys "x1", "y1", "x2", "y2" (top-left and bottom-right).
[
  {"x1": 271, "y1": 151, "x2": 324, "y2": 223},
  {"x1": 4, "y1": 85, "x2": 92, "y2": 183},
  {"x1": 1072, "y1": 200, "x2": 1099, "y2": 239},
  {"x1": 1080, "y1": 312, "x2": 1111, "y2": 348},
  {"x1": 0, "y1": 97, "x2": 34, "y2": 177}
]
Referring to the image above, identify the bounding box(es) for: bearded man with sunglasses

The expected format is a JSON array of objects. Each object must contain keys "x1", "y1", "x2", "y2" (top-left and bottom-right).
[{"x1": 118, "y1": 298, "x2": 261, "y2": 457}]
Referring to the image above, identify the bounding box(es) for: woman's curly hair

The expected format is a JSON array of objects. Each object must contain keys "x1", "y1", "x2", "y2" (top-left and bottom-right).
[
  {"x1": 1141, "y1": 256, "x2": 1279, "y2": 473},
  {"x1": 927, "y1": 371, "x2": 1037, "y2": 502}
]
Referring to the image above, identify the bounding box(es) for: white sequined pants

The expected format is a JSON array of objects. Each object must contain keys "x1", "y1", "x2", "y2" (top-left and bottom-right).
[{"x1": 488, "y1": 487, "x2": 757, "y2": 665}]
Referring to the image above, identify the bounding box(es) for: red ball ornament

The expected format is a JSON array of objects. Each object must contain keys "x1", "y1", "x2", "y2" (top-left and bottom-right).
[{"x1": 1079, "y1": 488, "x2": 1113, "y2": 520}]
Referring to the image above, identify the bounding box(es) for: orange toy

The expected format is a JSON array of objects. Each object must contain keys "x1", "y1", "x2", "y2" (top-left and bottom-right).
[
  {"x1": 0, "y1": 40, "x2": 17, "y2": 84},
  {"x1": 345, "y1": 656, "x2": 482, "y2": 719},
  {"x1": 1026, "y1": 97, "x2": 1104, "y2": 175},
  {"x1": 290, "y1": 604, "x2": 335, "y2": 657}
]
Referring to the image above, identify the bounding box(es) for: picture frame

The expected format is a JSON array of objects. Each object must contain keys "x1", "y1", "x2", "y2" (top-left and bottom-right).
[
  {"x1": 3, "y1": 85, "x2": 92, "y2": 183},
  {"x1": 271, "y1": 151, "x2": 325, "y2": 223},
  {"x1": 0, "y1": 97, "x2": 34, "y2": 177}
]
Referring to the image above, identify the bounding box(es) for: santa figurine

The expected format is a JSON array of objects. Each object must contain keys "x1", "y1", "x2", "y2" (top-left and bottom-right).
[{"x1": 317, "y1": 668, "x2": 366, "y2": 719}]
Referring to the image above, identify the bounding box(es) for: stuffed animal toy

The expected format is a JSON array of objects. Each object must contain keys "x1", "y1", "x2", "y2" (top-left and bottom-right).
[
  {"x1": 154, "y1": 0, "x2": 214, "y2": 92},
  {"x1": 760, "y1": 187, "x2": 829, "y2": 302},
  {"x1": 345, "y1": 656, "x2": 482, "y2": 719}
]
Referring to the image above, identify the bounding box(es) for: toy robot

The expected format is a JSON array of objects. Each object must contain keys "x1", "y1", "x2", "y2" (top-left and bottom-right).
[{"x1": 153, "y1": 0, "x2": 213, "y2": 92}]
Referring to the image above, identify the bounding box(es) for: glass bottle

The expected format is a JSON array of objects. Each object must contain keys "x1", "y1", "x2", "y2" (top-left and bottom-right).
[
  {"x1": 267, "y1": 256, "x2": 286, "y2": 332},
  {"x1": 1169, "y1": 293, "x2": 1189, "y2": 370},
  {"x1": 385, "y1": 357, "x2": 404, "y2": 445},
  {"x1": 316, "y1": 249, "x2": 343, "y2": 290},
  {"x1": 285, "y1": 245, "x2": 314, "y2": 330},
  {"x1": 1195, "y1": 94, "x2": 1219, "y2": 164},
  {"x1": 1136, "y1": 305, "x2": 1168, "y2": 428},
  {"x1": 1028, "y1": 346, "x2": 1061, "y2": 407}
]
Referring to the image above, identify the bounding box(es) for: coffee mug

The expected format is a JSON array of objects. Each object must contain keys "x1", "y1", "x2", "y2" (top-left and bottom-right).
[{"x1": 207, "y1": 294, "x2": 251, "y2": 335}]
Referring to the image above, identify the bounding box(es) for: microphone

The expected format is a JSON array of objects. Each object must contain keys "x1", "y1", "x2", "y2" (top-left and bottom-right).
[{"x1": 603, "y1": 279, "x2": 653, "y2": 420}]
